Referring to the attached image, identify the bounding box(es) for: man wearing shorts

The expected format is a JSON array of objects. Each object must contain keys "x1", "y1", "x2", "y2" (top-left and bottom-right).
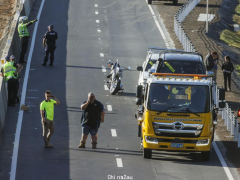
[
  {"x1": 78, "y1": 92, "x2": 105, "y2": 149},
  {"x1": 40, "y1": 90, "x2": 60, "y2": 148}
]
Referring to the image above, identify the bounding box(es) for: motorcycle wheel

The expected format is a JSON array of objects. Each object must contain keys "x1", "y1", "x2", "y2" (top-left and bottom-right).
[{"x1": 110, "y1": 80, "x2": 121, "y2": 95}]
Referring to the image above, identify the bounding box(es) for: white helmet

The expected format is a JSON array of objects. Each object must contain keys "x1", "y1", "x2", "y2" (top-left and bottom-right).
[{"x1": 19, "y1": 16, "x2": 28, "y2": 23}]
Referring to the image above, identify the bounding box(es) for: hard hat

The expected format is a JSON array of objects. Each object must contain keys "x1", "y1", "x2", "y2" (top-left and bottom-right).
[
  {"x1": 48, "y1": 25, "x2": 54, "y2": 30},
  {"x1": 19, "y1": 16, "x2": 28, "y2": 23}
]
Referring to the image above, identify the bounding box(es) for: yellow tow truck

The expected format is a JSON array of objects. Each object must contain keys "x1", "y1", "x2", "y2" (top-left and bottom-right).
[{"x1": 135, "y1": 73, "x2": 217, "y2": 160}]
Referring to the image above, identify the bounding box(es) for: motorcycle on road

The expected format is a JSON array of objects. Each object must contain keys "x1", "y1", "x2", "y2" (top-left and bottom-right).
[{"x1": 106, "y1": 59, "x2": 131, "y2": 95}]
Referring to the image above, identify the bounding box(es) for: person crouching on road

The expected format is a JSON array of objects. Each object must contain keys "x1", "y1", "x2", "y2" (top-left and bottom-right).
[
  {"x1": 40, "y1": 90, "x2": 60, "y2": 148},
  {"x1": 78, "y1": 92, "x2": 105, "y2": 149},
  {"x1": 222, "y1": 56, "x2": 234, "y2": 91}
]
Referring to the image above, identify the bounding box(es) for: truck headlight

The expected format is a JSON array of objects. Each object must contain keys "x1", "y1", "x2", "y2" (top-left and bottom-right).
[
  {"x1": 195, "y1": 130, "x2": 201, "y2": 136},
  {"x1": 193, "y1": 124, "x2": 203, "y2": 130},
  {"x1": 145, "y1": 136, "x2": 158, "y2": 144},
  {"x1": 196, "y1": 139, "x2": 209, "y2": 146}
]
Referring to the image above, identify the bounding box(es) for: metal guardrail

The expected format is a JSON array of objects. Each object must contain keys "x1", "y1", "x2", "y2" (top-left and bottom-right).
[{"x1": 174, "y1": 0, "x2": 201, "y2": 52}]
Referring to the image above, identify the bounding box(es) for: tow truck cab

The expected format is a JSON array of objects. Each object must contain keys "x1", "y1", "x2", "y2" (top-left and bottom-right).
[{"x1": 136, "y1": 73, "x2": 217, "y2": 160}]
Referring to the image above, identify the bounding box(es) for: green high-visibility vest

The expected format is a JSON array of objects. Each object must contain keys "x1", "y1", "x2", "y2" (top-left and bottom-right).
[
  {"x1": 12, "y1": 63, "x2": 18, "y2": 79},
  {"x1": 2, "y1": 62, "x2": 17, "y2": 81},
  {"x1": 18, "y1": 23, "x2": 29, "y2": 37}
]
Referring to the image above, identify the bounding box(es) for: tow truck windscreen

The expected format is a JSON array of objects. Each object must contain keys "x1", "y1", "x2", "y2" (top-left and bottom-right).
[
  {"x1": 147, "y1": 84, "x2": 210, "y2": 113},
  {"x1": 158, "y1": 60, "x2": 205, "y2": 74}
]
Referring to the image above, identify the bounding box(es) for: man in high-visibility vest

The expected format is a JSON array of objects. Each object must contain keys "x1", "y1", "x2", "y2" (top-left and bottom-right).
[
  {"x1": 18, "y1": 16, "x2": 38, "y2": 64},
  {"x1": 10, "y1": 55, "x2": 23, "y2": 103},
  {"x1": 1, "y1": 56, "x2": 23, "y2": 106}
]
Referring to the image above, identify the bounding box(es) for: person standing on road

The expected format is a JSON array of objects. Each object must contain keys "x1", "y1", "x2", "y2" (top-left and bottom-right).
[
  {"x1": 0, "y1": 56, "x2": 23, "y2": 106},
  {"x1": 78, "y1": 92, "x2": 105, "y2": 149},
  {"x1": 42, "y1": 25, "x2": 58, "y2": 66},
  {"x1": 10, "y1": 55, "x2": 22, "y2": 103},
  {"x1": 18, "y1": 16, "x2": 38, "y2": 64},
  {"x1": 222, "y1": 56, "x2": 234, "y2": 91},
  {"x1": 204, "y1": 51, "x2": 218, "y2": 81},
  {"x1": 40, "y1": 90, "x2": 60, "y2": 148}
]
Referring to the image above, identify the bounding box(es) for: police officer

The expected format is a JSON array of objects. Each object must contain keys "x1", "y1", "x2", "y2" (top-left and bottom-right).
[
  {"x1": 0, "y1": 56, "x2": 23, "y2": 106},
  {"x1": 10, "y1": 55, "x2": 23, "y2": 103},
  {"x1": 42, "y1": 25, "x2": 58, "y2": 66},
  {"x1": 18, "y1": 16, "x2": 38, "y2": 64}
]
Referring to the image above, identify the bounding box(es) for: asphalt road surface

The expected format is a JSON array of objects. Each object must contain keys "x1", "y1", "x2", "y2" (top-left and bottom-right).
[{"x1": 0, "y1": 0, "x2": 238, "y2": 180}]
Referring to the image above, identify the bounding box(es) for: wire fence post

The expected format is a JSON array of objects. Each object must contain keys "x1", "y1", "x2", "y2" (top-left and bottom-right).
[
  {"x1": 225, "y1": 103, "x2": 228, "y2": 126},
  {"x1": 234, "y1": 118, "x2": 238, "y2": 142},
  {"x1": 238, "y1": 123, "x2": 240, "y2": 148},
  {"x1": 231, "y1": 112, "x2": 235, "y2": 136}
]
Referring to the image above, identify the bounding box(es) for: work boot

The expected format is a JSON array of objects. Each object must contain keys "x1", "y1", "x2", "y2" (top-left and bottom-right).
[
  {"x1": 49, "y1": 63, "x2": 53, "y2": 66},
  {"x1": 44, "y1": 143, "x2": 54, "y2": 148},
  {"x1": 91, "y1": 141, "x2": 97, "y2": 149},
  {"x1": 16, "y1": 97, "x2": 20, "y2": 103},
  {"x1": 42, "y1": 63, "x2": 47, "y2": 66},
  {"x1": 78, "y1": 141, "x2": 85, "y2": 148}
]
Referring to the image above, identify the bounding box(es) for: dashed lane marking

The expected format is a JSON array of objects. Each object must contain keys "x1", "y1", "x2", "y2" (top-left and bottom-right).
[
  {"x1": 95, "y1": 4, "x2": 98, "y2": 7},
  {"x1": 102, "y1": 66, "x2": 106, "y2": 72},
  {"x1": 111, "y1": 129, "x2": 117, "y2": 137},
  {"x1": 95, "y1": 11, "x2": 98, "y2": 15},
  {"x1": 107, "y1": 105, "x2": 112, "y2": 111},
  {"x1": 97, "y1": 28, "x2": 101, "y2": 33},
  {"x1": 100, "y1": 53, "x2": 104, "y2": 57},
  {"x1": 104, "y1": 85, "x2": 108, "y2": 90},
  {"x1": 116, "y1": 158, "x2": 123, "y2": 167},
  {"x1": 96, "y1": 20, "x2": 99, "y2": 23}
]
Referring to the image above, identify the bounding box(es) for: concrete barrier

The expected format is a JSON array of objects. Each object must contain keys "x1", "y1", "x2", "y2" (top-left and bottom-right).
[{"x1": 0, "y1": 0, "x2": 35, "y2": 140}]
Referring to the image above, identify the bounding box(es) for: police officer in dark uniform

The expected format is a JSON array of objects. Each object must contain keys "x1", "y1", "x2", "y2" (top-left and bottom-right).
[{"x1": 42, "y1": 25, "x2": 58, "y2": 66}]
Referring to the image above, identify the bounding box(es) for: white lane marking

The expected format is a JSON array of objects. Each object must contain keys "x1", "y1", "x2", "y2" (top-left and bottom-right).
[
  {"x1": 95, "y1": 11, "x2": 98, "y2": 14},
  {"x1": 104, "y1": 85, "x2": 108, "y2": 90},
  {"x1": 10, "y1": 0, "x2": 46, "y2": 179},
  {"x1": 97, "y1": 28, "x2": 101, "y2": 33},
  {"x1": 96, "y1": 20, "x2": 99, "y2": 23},
  {"x1": 107, "y1": 105, "x2": 112, "y2": 111},
  {"x1": 95, "y1": 4, "x2": 98, "y2": 7},
  {"x1": 145, "y1": 0, "x2": 170, "y2": 49},
  {"x1": 102, "y1": 66, "x2": 106, "y2": 72},
  {"x1": 100, "y1": 53, "x2": 104, "y2": 57},
  {"x1": 212, "y1": 142, "x2": 234, "y2": 180},
  {"x1": 116, "y1": 158, "x2": 123, "y2": 167},
  {"x1": 111, "y1": 129, "x2": 117, "y2": 137}
]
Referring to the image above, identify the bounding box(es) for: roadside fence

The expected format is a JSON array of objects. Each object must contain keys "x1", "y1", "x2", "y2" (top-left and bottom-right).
[
  {"x1": 214, "y1": 83, "x2": 240, "y2": 147},
  {"x1": 174, "y1": 0, "x2": 201, "y2": 52}
]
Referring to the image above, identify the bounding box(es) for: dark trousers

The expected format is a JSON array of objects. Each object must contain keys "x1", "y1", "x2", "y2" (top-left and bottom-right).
[
  {"x1": 223, "y1": 72, "x2": 231, "y2": 90},
  {"x1": 44, "y1": 47, "x2": 55, "y2": 64},
  {"x1": 20, "y1": 37, "x2": 29, "y2": 63},
  {"x1": 7, "y1": 78, "x2": 18, "y2": 105}
]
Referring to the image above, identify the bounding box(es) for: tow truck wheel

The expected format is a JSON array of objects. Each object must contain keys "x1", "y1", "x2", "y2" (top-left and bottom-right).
[
  {"x1": 201, "y1": 151, "x2": 210, "y2": 161},
  {"x1": 143, "y1": 148, "x2": 152, "y2": 159},
  {"x1": 148, "y1": 0, "x2": 152, "y2": 5}
]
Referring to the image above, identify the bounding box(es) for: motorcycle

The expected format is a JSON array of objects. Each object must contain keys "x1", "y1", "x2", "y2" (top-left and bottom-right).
[{"x1": 106, "y1": 59, "x2": 131, "y2": 95}]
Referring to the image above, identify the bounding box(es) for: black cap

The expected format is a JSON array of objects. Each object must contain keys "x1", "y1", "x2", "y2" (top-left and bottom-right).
[
  {"x1": 48, "y1": 25, "x2": 54, "y2": 30},
  {"x1": 5, "y1": 56, "x2": 10, "y2": 61}
]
